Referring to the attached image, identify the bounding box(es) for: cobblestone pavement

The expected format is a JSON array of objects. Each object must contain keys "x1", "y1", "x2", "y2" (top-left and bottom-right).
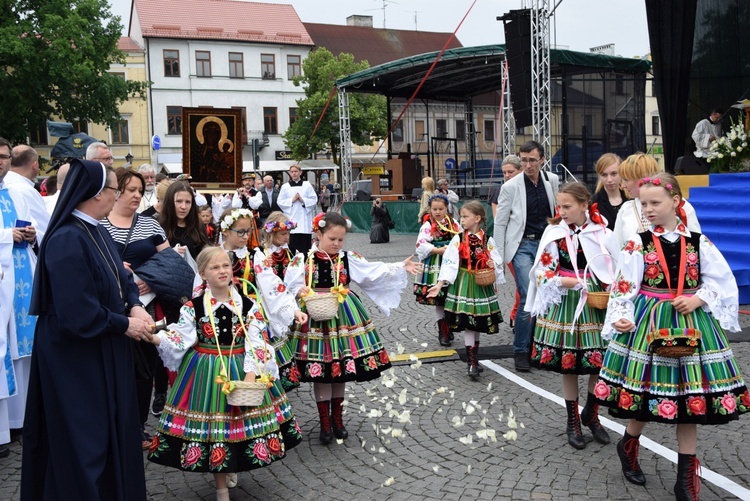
[{"x1": 1, "y1": 231, "x2": 749, "y2": 500}]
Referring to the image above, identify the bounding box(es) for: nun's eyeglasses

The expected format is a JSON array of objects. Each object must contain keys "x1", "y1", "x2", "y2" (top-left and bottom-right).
[{"x1": 102, "y1": 186, "x2": 122, "y2": 197}]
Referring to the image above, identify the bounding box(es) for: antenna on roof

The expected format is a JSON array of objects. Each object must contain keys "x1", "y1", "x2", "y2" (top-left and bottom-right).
[
  {"x1": 410, "y1": 10, "x2": 422, "y2": 31},
  {"x1": 370, "y1": 0, "x2": 398, "y2": 29}
]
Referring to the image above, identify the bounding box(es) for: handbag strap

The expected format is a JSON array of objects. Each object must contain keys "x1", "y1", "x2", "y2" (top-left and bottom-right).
[{"x1": 120, "y1": 213, "x2": 138, "y2": 257}]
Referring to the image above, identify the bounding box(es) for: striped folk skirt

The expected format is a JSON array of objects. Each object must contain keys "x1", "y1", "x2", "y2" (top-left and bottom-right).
[
  {"x1": 443, "y1": 268, "x2": 503, "y2": 334},
  {"x1": 595, "y1": 294, "x2": 750, "y2": 425},
  {"x1": 291, "y1": 289, "x2": 392, "y2": 383},
  {"x1": 270, "y1": 333, "x2": 300, "y2": 392},
  {"x1": 414, "y1": 241, "x2": 450, "y2": 306},
  {"x1": 148, "y1": 346, "x2": 302, "y2": 472},
  {"x1": 530, "y1": 281, "x2": 607, "y2": 374}
]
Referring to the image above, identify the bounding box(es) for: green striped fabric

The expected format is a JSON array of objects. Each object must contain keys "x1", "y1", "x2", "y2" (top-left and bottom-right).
[
  {"x1": 596, "y1": 294, "x2": 750, "y2": 424},
  {"x1": 530, "y1": 277, "x2": 606, "y2": 374},
  {"x1": 290, "y1": 290, "x2": 392, "y2": 382},
  {"x1": 444, "y1": 268, "x2": 503, "y2": 334},
  {"x1": 414, "y1": 239, "x2": 451, "y2": 305}
]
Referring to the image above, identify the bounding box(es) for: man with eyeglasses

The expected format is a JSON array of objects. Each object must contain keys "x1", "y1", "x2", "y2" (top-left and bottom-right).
[
  {"x1": 494, "y1": 140, "x2": 559, "y2": 372},
  {"x1": 85, "y1": 142, "x2": 115, "y2": 168},
  {"x1": 0, "y1": 137, "x2": 42, "y2": 458}
]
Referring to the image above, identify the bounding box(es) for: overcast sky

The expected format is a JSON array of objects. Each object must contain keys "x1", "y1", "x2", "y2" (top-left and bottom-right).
[{"x1": 111, "y1": 0, "x2": 650, "y2": 58}]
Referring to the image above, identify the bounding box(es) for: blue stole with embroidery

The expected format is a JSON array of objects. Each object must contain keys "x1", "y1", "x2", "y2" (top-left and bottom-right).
[{"x1": 0, "y1": 188, "x2": 36, "y2": 358}]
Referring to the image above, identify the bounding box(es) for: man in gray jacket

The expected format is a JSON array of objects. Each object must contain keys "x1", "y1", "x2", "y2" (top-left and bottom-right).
[{"x1": 494, "y1": 140, "x2": 559, "y2": 372}]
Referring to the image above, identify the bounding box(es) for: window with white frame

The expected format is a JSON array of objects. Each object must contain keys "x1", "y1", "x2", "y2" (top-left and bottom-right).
[{"x1": 111, "y1": 118, "x2": 130, "y2": 144}]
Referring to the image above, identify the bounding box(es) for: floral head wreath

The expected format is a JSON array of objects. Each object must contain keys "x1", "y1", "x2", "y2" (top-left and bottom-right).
[
  {"x1": 427, "y1": 193, "x2": 450, "y2": 207},
  {"x1": 638, "y1": 177, "x2": 679, "y2": 197},
  {"x1": 312, "y1": 212, "x2": 351, "y2": 232},
  {"x1": 264, "y1": 219, "x2": 297, "y2": 233},
  {"x1": 220, "y1": 208, "x2": 254, "y2": 231}
]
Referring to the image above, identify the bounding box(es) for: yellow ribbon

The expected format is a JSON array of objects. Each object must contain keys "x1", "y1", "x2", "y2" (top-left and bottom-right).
[{"x1": 330, "y1": 284, "x2": 349, "y2": 303}]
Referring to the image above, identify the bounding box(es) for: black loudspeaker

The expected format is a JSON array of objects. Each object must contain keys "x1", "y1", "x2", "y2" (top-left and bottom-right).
[{"x1": 502, "y1": 9, "x2": 533, "y2": 128}]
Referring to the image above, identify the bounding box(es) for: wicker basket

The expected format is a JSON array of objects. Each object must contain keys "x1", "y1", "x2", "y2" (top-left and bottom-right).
[
  {"x1": 582, "y1": 253, "x2": 615, "y2": 309},
  {"x1": 646, "y1": 300, "x2": 702, "y2": 359},
  {"x1": 472, "y1": 267, "x2": 496, "y2": 286},
  {"x1": 226, "y1": 381, "x2": 270, "y2": 407},
  {"x1": 304, "y1": 292, "x2": 340, "y2": 321},
  {"x1": 586, "y1": 291, "x2": 610, "y2": 309}
]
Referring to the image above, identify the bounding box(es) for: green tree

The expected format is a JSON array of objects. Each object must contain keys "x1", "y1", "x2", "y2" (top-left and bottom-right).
[
  {"x1": 283, "y1": 48, "x2": 387, "y2": 163},
  {"x1": 0, "y1": 0, "x2": 147, "y2": 143}
]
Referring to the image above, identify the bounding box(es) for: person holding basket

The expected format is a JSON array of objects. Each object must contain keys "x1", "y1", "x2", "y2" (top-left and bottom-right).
[
  {"x1": 426, "y1": 201, "x2": 505, "y2": 379},
  {"x1": 147, "y1": 247, "x2": 303, "y2": 501},
  {"x1": 525, "y1": 182, "x2": 620, "y2": 450},
  {"x1": 594, "y1": 173, "x2": 748, "y2": 500},
  {"x1": 287, "y1": 212, "x2": 422, "y2": 445}
]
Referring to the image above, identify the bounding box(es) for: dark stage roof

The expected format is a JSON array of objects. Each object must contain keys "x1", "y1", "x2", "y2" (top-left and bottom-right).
[{"x1": 336, "y1": 44, "x2": 651, "y2": 102}]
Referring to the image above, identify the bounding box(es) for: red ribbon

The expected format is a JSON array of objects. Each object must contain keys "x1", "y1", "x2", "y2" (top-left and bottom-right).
[
  {"x1": 676, "y1": 199, "x2": 688, "y2": 226},
  {"x1": 589, "y1": 203, "x2": 605, "y2": 226}
]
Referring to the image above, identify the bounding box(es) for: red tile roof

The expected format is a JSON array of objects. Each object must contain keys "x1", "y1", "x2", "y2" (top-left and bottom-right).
[
  {"x1": 303, "y1": 23, "x2": 462, "y2": 67},
  {"x1": 118, "y1": 36, "x2": 144, "y2": 52},
  {"x1": 133, "y1": 0, "x2": 313, "y2": 46}
]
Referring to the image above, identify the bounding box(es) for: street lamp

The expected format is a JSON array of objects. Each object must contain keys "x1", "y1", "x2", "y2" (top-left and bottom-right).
[{"x1": 125, "y1": 153, "x2": 133, "y2": 165}]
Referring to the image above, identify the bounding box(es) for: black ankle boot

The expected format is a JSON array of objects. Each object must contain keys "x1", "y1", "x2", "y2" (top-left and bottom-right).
[
  {"x1": 330, "y1": 397, "x2": 348, "y2": 440},
  {"x1": 474, "y1": 341, "x2": 483, "y2": 372},
  {"x1": 581, "y1": 392, "x2": 610, "y2": 444},
  {"x1": 316, "y1": 401, "x2": 333, "y2": 444},
  {"x1": 674, "y1": 453, "x2": 701, "y2": 501},
  {"x1": 437, "y1": 319, "x2": 452, "y2": 347},
  {"x1": 564, "y1": 399, "x2": 586, "y2": 450},
  {"x1": 617, "y1": 431, "x2": 646, "y2": 485},
  {"x1": 466, "y1": 345, "x2": 479, "y2": 379}
]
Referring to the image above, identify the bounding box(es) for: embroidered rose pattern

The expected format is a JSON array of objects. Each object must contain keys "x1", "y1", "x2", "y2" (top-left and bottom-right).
[
  {"x1": 345, "y1": 359, "x2": 356, "y2": 373},
  {"x1": 685, "y1": 242, "x2": 699, "y2": 287},
  {"x1": 623, "y1": 240, "x2": 642, "y2": 254},
  {"x1": 561, "y1": 352, "x2": 576, "y2": 370},
  {"x1": 307, "y1": 362, "x2": 323, "y2": 378},
  {"x1": 180, "y1": 442, "x2": 205, "y2": 470},
  {"x1": 654, "y1": 399, "x2": 678, "y2": 419},
  {"x1": 378, "y1": 350, "x2": 390, "y2": 365},
  {"x1": 686, "y1": 396, "x2": 707, "y2": 416},
  {"x1": 209, "y1": 443, "x2": 230, "y2": 470},
  {"x1": 267, "y1": 436, "x2": 283, "y2": 457},
  {"x1": 251, "y1": 440, "x2": 271, "y2": 465},
  {"x1": 594, "y1": 381, "x2": 611, "y2": 400}
]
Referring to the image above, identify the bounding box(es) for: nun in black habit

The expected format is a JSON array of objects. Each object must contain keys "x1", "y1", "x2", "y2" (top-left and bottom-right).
[{"x1": 21, "y1": 159, "x2": 154, "y2": 501}]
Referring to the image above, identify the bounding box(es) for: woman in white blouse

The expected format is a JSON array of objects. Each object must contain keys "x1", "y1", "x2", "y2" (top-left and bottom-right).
[{"x1": 613, "y1": 153, "x2": 701, "y2": 247}]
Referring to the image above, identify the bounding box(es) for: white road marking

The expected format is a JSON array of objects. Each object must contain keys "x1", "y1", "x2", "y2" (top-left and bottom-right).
[{"x1": 481, "y1": 360, "x2": 750, "y2": 501}]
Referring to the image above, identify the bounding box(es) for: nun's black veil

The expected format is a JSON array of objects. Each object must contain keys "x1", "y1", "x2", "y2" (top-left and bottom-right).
[{"x1": 30, "y1": 159, "x2": 107, "y2": 314}]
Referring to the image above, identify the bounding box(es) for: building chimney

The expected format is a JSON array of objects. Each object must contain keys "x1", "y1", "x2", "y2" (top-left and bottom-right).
[{"x1": 347, "y1": 15, "x2": 374, "y2": 28}]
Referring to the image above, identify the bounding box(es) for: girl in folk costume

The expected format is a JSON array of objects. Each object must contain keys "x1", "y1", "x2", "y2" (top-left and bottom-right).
[
  {"x1": 288, "y1": 212, "x2": 421, "y2": 444},
  {"x1": 218, "y1": 208, "x2": 257, "y2": 294},
  {"x1": 414, "y1": 193, "x2": 461, "y2": 347},
  {"x1": 525, "y1": 182, "x2": 620, "y2": 450},
  {"x1": 427, "y1": 201, "x2": 505, "y2": 379},
  {"x1": 148, "y1": 247, "x2": 303, "y2": 501},
  {"x1": 595, "y1": 173, "x2": 748, "y2": 500},
  {"x1": 253, "y1": 211, "x2": 305, "y2": 392}
]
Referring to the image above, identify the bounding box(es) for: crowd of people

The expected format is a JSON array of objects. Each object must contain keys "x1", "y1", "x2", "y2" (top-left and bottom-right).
[{"x1": 0, "y1": 136, "x2": 747, "y2": 501}]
